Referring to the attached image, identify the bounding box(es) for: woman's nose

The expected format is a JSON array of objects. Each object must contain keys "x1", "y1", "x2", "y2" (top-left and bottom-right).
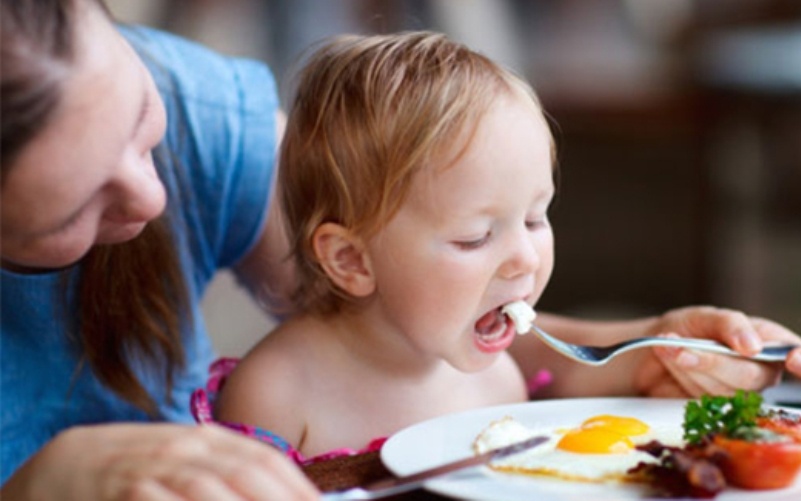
[
  {"x1": 499, "y1": 230, "x2": 540, "y2": 280},
  {"x1": 105, "y1": 150, "x2": 166, "y2": 224}
]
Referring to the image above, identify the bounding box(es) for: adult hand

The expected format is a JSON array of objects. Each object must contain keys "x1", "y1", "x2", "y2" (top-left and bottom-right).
[
  {"x1": 632, "y1": 306, "x2": 800, "y2": 398},
  {"x1": 786, "y1": 346, "x2": 801, "y2": 380},
  {"x1": 2, "y1": 423, "x2": 319, "y2": 501}
]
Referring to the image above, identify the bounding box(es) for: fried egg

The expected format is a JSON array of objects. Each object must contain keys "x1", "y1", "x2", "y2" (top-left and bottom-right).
[{"x1": 473, "y1": 414, "x2": 683, "y2": 483}]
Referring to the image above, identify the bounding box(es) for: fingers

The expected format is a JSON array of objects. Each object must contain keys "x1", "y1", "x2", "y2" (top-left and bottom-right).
[
  {"x1": 669, "y1": 307, "x2": 762, "y2": 355},
  {"x1": 111, "y1": 460, "x2": 252, "y2": 501},
  {"x1": 651, "y1": 337, "x2": 782, "y2": 397},
  {"x1": 635, "y1": 306, "x2": 799, "y2": 399},
  {"x1": 787, "y1": 347, "x2": 801, "y2": 377},
  {"x1": 124, "y1": 479, "x2": 185, "y2": 501},
  {"x1": 708, "y1": 309, "x2": 764, "y2": 355},
  {"x1": 651, "y1": 345, "x2": 715, "y2": 397},
  {"x1": 646, "y1": 380, "x2": 690, "y2": 398},
  {"x1": 750, "y1": 317, "x2": 801, "y2": 346},
  {"x1": 633, "y1": 353, "x2": 693, "y2": 398},
  {"x1": 167, "y1": 425, "x2": 318, "y2": 501},
  {"x1": 102, "y1": 424, "x2": 318, "y2": 501},
  {"x1": 7, "y1": 423, "x2": 320, "y2": 501},
  {"x1": 206, "y1": 427, "x2": 318, "y2": 500},
  {"x1": 159, "y1": 464, "x2": 249, "y2": 501}
]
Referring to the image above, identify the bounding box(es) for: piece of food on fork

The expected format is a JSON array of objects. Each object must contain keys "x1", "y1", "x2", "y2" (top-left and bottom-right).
[{"x1": 501, "y1": 300, "x2": 536, "y2": 335}]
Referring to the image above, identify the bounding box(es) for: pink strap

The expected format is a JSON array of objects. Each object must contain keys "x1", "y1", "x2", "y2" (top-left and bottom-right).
[{"x1": 526, "y1": 369, "x2": 553, "y2": 396}]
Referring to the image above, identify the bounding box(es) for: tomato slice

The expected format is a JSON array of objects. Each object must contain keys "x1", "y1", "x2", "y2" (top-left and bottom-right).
[
  {"x1": 757, "y1": 416, "x2": 801, "y2": 443},
  {"x1": 712, "y1": 435, "x2": 801, "y2": 490}
]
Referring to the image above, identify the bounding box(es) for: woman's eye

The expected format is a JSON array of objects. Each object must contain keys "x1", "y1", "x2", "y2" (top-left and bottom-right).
[
  {"x1": 47, "y1": 210, "x2": 84, "y2": 236},
  {"x1": 454, "y1": 233, "x2": 491, "y2": 250}
]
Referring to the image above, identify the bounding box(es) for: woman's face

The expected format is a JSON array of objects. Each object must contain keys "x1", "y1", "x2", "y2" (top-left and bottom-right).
[
  {"x1": 364, "y1": 92, "x2": 555, "y2": 373},
  {"x1": 1, "y1": 4, "x2": 167, "y2": 272}
]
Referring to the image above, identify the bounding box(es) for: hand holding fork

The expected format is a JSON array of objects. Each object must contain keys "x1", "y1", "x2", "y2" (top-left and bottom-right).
[{"x1": 502, "y1": 301, "x2": 799, "y2": 367}]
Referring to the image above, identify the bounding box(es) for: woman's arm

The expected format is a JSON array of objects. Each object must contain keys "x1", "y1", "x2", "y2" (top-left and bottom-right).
[
  {"x1": 232, "y1": 111, "x2": 297, "y2": 316},
  {"x1": 1, "y1": 423, "x2": 318, "y2": 500}
]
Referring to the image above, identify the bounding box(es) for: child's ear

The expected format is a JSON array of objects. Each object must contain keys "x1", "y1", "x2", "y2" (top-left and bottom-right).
[{"x1": 312, "y1": 222, "x2": 375, "y2": 297}]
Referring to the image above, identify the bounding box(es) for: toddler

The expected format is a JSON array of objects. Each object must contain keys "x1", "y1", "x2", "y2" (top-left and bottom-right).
[{"x1": 192, "y1": 31, "x2": 795, "y2": 464}]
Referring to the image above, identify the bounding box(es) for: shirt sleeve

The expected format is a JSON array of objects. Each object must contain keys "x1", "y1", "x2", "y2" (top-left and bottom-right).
[{"x1": 121, "y1": 25, "x2": 279, "y2": 288}]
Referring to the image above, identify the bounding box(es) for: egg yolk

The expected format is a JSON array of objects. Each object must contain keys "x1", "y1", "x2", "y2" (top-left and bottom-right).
[
  {"x1": 557, "y1": 427, "x2": 634, "y2": 453},
  {"x1": 580, "y1": 415, "x2": 650, "y2": 437},
  {"x1": 556, "y1": 415, "x2": 650, "y2": 454}
]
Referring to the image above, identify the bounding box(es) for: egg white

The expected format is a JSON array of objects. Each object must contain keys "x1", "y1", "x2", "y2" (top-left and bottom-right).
[
  {"x1": 473, "y1": 415, "x2": 683, "y2": 483},
  {"x1": 501, "y1": 301, "x2": 536, "y2": 334}
]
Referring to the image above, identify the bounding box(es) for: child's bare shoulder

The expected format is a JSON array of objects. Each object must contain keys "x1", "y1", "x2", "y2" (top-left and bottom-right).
[
  {"x1": 224, "y1": 318, "x2": 327, "y2": 392},
  {"x1": 213, "y1": 318, "x2": 328, "y2": 442}
]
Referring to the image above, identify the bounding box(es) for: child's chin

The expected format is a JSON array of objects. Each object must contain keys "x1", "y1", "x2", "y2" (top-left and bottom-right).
[{"x1": 450, "y1": 354, "x2": 501, "y2": 374}]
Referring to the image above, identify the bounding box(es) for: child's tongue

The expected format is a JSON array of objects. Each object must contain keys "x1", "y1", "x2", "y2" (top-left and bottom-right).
[{"x1": 475, "y1": 308, "x2": 505, "y2": 335}]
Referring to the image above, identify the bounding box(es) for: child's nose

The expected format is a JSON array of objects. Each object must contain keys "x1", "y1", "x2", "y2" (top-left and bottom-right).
[{"x1": 499, "y1": 231, "x2": 540, "y2": 280}]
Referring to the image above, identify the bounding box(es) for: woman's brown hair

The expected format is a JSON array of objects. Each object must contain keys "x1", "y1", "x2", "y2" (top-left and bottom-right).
[{"x1": 1, "y1": 0, "x2": 187, "y2": 415}]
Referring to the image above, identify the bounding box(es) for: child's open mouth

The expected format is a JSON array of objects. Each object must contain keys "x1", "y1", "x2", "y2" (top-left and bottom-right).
[{"x1": 473, "y1": 307, "x2": 516, "y2": 353}]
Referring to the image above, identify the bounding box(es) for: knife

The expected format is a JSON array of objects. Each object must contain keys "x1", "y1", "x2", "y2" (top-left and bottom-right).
[{"x1": 320, "y1": 435, "x2": 549, "y2": 500}]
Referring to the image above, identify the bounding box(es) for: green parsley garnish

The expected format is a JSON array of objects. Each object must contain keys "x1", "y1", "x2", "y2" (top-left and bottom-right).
[{"x1": 683, "y1": 389, "x2": 763, "y2": 444}]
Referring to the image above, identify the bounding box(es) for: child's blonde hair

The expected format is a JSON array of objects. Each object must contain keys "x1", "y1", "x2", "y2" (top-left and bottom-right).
[{"x1": 280, "y1": 31, "x2": 552, "y2": 315}]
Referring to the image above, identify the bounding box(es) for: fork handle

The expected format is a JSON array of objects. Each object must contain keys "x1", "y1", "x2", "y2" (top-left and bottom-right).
[{"x1": 634, "y1": 338, "x2": 797, "y2": 362}]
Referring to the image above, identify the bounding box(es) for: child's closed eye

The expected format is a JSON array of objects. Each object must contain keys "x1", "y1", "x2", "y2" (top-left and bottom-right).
[
  {"x1": 525, "y1": 217, "x2": 549, "y2": 231},
  {"x1": 453, "y1": 232, "x2": 491, "y2": 250}
]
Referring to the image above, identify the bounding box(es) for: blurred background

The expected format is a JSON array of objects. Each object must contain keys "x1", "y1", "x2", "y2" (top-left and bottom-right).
[{"x1": 107, "y1": 0, "x2": 801, "y2": 357}]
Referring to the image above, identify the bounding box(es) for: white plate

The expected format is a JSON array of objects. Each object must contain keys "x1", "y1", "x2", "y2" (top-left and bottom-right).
[{"x1": 380, "y1": 397, "x2": 801, "y2": 501}]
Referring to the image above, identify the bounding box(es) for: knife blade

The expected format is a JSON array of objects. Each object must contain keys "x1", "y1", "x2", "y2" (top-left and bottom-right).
[{"x1": 321, "y1": 435, "x2": 549, "y2": 500}]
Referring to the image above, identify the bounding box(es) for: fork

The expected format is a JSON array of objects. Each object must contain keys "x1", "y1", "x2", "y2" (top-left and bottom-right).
[{"x1": 528, "y1": 325, "x2": 797, "y2": 366}]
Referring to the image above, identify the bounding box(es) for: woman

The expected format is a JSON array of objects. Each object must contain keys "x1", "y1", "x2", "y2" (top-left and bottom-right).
[
  {"x1": 1, "y1": 0, "x2": 316, "y2": 499},
  {"x1": 2, "y1": 1, "x2": 799, "y2": 500}
]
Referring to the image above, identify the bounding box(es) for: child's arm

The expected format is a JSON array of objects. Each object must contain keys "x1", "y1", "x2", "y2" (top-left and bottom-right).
[{"x1": 509, "y1": 307, "x2": 798, "y2": 398}]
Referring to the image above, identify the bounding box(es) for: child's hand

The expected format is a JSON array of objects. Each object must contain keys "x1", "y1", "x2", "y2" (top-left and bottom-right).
[{"x1": 632, "y1": 306, "x2": 800, "y2": 398}]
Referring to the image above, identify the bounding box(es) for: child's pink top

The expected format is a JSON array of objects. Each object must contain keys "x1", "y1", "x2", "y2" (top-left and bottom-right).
[{"x1": 190, "y1": 358, "x2": 552, "y2": 465}]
